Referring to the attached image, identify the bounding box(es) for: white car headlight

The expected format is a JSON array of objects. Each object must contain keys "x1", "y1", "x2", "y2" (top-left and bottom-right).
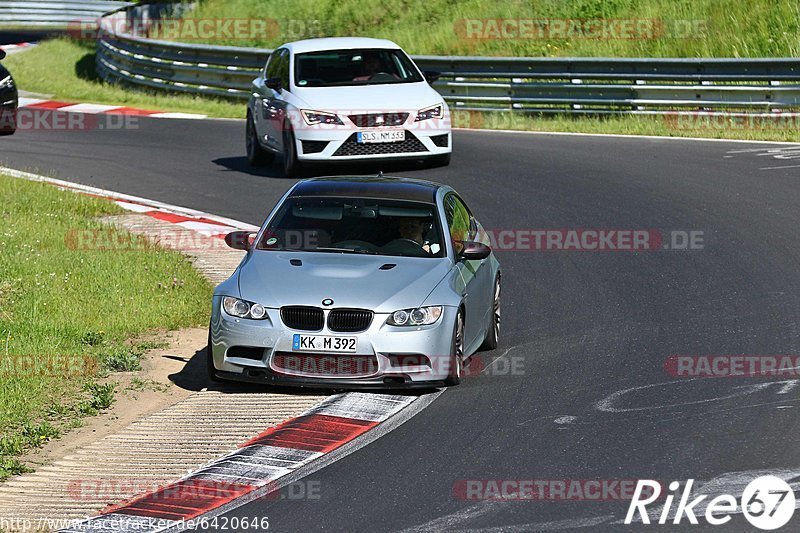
[
  {"x1": 222, "y1": 296, "x2": 268, "y2": 320},
  {"x1": 415, "y1": 104, "x2": 443, "y2": 122},
  {"x1": 0, "y1": 75, "x2": 14, "y2": 90},
  {"x1": 301, "y1": 110, "x2": 344, "y2": 125},
  {"x1": 387, "y1": 306, "x2": 443, "y2": 326}
]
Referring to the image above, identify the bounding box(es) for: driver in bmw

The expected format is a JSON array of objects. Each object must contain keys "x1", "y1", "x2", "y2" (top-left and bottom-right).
[{"x1": 397, "y1": 217, "x2": 431, "y2": 253}]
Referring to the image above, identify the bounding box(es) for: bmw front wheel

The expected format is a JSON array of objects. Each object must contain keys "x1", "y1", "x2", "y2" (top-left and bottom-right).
[{"x1": 444, "y1": 310, "x2": 465, "y2": 386}]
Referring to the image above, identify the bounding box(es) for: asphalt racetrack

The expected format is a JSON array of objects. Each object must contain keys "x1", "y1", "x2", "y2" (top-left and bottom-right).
[{"x1": 3, "y1": 116, "x2": 800, "y2": 531}]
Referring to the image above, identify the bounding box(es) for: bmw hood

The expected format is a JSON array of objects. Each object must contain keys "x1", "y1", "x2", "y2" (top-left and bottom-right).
[
  {"x1": 236, "y1": 251, "x2": 452, "y2": 312},
  {"x1": 292, "y1": 82, "x2": 443, "y2": 114}
]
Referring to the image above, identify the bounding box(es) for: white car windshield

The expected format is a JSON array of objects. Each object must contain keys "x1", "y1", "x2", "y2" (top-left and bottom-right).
[{"x1": 294, "y1": 49, "x2": 424, "y2": 87}]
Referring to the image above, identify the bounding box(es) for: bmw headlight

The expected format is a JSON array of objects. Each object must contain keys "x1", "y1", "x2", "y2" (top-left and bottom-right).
[
  {"x1": 387, "y1": 306, "x2": 443, "y2": 326},
  {"x1": 0, "y1": 75, "x2": 14, "y2": 90},
  {"x1": 222, "y1": 296, "x2": 268, "y2": 320},
  {"x1": 301, "y1": 110, "x2": 344, "y2": 125},
  {"x1": 415, "y1": 103, "x2": 443, "y2": 122}
]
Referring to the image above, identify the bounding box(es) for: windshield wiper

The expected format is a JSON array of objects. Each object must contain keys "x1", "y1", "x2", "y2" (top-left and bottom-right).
[{"x1": 312, "y1": 247, "x2": 378, "y2": 255}]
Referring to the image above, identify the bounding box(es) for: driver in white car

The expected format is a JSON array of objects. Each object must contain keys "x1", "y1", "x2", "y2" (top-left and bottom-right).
[
  {"x1": 353, "y1": 53, "x2": 381, "y2": 81},
  {"x1": 353, "y1": 53, "x2": 400, "y2": 82}
]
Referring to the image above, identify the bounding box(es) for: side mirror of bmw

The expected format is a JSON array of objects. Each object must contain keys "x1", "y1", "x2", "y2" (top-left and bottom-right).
[
  {"x1": 459, "y1": 241, "x2": 491, "y2": 260},
  {"x1": 225, "y1": 231, "x2": 255, "y2": 251},
  {"x1": 265, "y1": 77, "x2": 282, "y2": 90},
  {"x1": 424, "y1": 70, "x2": 441, "y2": 83}
]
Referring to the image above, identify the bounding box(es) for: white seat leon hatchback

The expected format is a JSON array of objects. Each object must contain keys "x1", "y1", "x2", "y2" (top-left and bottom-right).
[{"x1": 246, "y1": 37, "x2": 452, "y2": 177}]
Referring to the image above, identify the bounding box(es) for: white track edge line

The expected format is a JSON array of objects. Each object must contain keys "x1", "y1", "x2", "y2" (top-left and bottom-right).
[
  {"x1": 140, "y1": 115, "x2": 800, "y2": 144},
  {"x1": 454, "y1": 127, "x2": 800, "y2": 145},
  {"x1": 0, "y1": 165, "x2": 259, "y2": 231},
  {"x1": 8, "y1": 100, "x2": 793, "y2": 143}
]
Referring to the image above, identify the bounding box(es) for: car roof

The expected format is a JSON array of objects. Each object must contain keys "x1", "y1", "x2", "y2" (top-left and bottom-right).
[
  {"x1": 289, "y1": 176, "x2": 444, "y2": 203},
  {"x1": 281, "y1": 37, "x2": 402, "y2": 55}
]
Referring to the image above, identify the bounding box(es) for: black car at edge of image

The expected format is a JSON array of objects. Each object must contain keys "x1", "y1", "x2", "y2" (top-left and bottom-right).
[{"x1": 0, "y1": 49, "x2": 18, "y2": 136}]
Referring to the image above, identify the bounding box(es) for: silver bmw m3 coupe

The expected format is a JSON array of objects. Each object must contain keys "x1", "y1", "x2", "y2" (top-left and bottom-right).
[{"x1": 208, "y1": 176, "x2": 501, "y2": 388}]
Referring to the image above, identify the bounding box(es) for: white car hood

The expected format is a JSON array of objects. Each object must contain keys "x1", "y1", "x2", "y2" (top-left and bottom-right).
[{"x1": 292, "y1": 82, "x2": 443, "y2": 113}]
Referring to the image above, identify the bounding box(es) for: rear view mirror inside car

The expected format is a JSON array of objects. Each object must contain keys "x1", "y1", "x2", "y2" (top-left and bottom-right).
[{"x1": 292, "y1": 205, "x2": 344, "y2": 220}]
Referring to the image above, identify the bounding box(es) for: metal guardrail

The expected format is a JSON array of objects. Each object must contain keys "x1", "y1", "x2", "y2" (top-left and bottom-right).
[
  {"x1": 90, "y1": 5, "x2": 800, "y2": 114},
  {"x1": 0, "y1": 0, "x2": 130, "y2": 28}
]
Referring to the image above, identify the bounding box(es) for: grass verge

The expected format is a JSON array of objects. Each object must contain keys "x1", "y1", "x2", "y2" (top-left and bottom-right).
[
  {"x1": 470, "y1": 112, "x2": 800, "y2": 142},
  {"x1": 182, "y1": 0, "x2": 800, "y2": 57},
  {"x1": 0, "y1": 175, "x2": 212, "y2": 480},
  {"x1": 2, "y1": 38, "x2": 242, "y2": 119}
]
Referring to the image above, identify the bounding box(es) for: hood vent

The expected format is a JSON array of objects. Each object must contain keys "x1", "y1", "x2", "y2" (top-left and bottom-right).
[
  {"x1": 379, "y1": 263, "x2": 396, "y2": 270},
  {"x1": 290, "y1": 259, "x2": 302, "y2": 266}
]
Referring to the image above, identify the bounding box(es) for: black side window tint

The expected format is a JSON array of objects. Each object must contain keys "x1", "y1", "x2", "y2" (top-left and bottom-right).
[
  {"x1": 445, "y1": 194, "x2": 470, "y2": 244},
  {"x1": 278, "y1": 50, "x2": 290, "y2": 91},
  {"x1": 265, "y1": 51, "x2": 280, "y2": 79}
]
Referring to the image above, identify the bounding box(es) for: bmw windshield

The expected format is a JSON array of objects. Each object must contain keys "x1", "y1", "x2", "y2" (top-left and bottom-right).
[
  {"x1": 257, "y1": 197, "x2": 446, "y2": 258},
  {"x1": 294, "y1": 48, "x2": 424, "y2": 87}
]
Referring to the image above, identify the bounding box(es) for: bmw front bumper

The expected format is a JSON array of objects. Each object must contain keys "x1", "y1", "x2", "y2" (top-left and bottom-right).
[{"x1": 209, "y1": 296, "x2": 458, "y2": 389}]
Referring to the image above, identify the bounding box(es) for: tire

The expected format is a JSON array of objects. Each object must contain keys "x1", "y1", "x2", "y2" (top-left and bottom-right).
[
  {"x1": 443, "y1": 310, "x2": 465, "y2": 386},
  {"x1": 0, "y1": 108, "x2": 15, "y2": 136},
  {"x1": 207, "y1": 330, "x2": 223, "y2": 383},
  {"x1": 479, "y1": 274, "x2": 501, "y2": 351},
  {"x1": 282, "y1": 125, "x2": 303, "y2": 178},
  {"x1": 246, "y1": 113, "x2": 274, "y2": 166}
]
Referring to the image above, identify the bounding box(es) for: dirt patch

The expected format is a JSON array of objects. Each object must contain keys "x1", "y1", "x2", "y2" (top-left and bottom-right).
[{"x1": 18, "y1": 327, "x2": 208, "y2": 470}]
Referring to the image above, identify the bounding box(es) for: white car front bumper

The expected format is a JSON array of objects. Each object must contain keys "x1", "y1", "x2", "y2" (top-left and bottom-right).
[{"x1": 292, "y1": 112, "x2": 452, "y2": 162}]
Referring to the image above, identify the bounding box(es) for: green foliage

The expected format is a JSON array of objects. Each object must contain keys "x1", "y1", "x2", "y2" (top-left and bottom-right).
[
  {"x1": 183, "y1": 0, "x2": 800, "y2": 58},
  {"x1": 0, "y1": 175, "x2": 211, "y2": 479}
]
